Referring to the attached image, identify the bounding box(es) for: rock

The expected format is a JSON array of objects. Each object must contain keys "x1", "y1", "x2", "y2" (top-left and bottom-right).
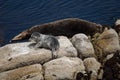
[
  {"x1": 11, "y1": 18, "x2": 103, "y2": 41},
  {"x1": 71, "y1": 33, "x2": 95, "y2": 59},
  {"x1": 115, "y1": 19, "x2": 120, "y2": 26},
  {"x1": 114, "y1": 19, "x2": 120, "y2": 45},
  {"x1": 0, "y1": 36, "x2": 77, "y2": 72},
  {"x1": 43, "y1": 56, "x2": 86, "y2": 80},
  {"x1": 103, "y1": 50, "x2": 120, "y2": 80},
  {"x1": 0, "y1": 64, "x2": 43, "y2": 80},
  {"x1": 0, "y1": 42, "x2": 52, "y2": 72},
  {"x1": 83, "y1": 57, "x2": 101, "y2": 80},
  {"x1": 94, "y1": 29, "x2": 120, "y2": 62},
  {"x1": 104, "y1": 53, "x2": 114, "y2": 62},
  {"x1": 115, "y1": 19, "x2": 120, "y2": 33},
  {"x1": 57, "y1": 36, "x2": 77, "y2": 58}
]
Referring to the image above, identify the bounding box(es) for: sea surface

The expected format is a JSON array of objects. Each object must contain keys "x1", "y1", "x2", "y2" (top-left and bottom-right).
[{"x1": 0, "y1": 0, "x2": 120, "y2": 46}]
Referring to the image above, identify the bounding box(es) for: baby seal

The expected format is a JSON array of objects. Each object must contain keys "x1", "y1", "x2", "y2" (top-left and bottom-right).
[{"x1": 29, "y1": 32, "x2": 60, "y2": 58}]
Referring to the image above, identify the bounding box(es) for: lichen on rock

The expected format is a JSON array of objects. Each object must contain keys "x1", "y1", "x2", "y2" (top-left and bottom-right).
[{"x1": 93, "y1": 28, "x2": 120, "y2": 63}]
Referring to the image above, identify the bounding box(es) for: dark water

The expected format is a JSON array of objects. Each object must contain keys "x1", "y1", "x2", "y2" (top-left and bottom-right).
[{"x1": 0, "y1": 0, "x2": 120, "y2": 46}]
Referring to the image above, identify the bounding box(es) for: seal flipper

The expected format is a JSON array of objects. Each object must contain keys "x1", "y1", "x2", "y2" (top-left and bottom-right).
[{"x1": 51, "y1": 49, "x2": 57, "y2": 59}]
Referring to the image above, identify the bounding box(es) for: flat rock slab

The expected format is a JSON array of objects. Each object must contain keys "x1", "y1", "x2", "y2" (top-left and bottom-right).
[
  {"x1": 43, "y1": 56, "x2": 85, "y2": 80},
  {"x1": 0, "y1": 64, "x2": 43, "y2": 80},
  {"x1": 0, "y1": 42, "x2": 52, "y2": 72}
]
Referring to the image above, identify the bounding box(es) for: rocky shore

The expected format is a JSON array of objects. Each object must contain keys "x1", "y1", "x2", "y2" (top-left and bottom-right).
[{"x1": 0, "y1": 18, "x2": 120, "y2": 80}]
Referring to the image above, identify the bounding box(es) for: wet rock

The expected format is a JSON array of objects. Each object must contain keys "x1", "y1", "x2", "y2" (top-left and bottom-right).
[
  {"x1": 71, "y1": 33, "x2": 95, "y2": 59},
  {"x1": 11, "y1": 18, "x2": 103, "y2": 41},
  {"x1": 0, "y1": 64, "x2": 43, "y2": 80},
  {"x1": 83, "y1": 57, "x2": 101, "y2": 80},
  {"x1": 43, "y1": 56, "x2": 85, "y2": 80},
  {"x1": 57, "y1": 36, "x2": 77, "y2": 58},
  {"x1": 93, "y1": 29, "x2": 120, "y2": 63},
  {"x1": 0, "y1": 42, "x2": 52, "y2": 72}
]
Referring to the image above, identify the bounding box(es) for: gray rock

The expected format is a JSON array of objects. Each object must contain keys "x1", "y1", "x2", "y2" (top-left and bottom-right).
[
  {"x1": 0, "y1": 42, "x2": 52, "y2": 72},
  {"x1": 56, "y1": 36, "x2": 77, "y2": 58},
  {"x1": 43, "y1": 56, "x2": 85, "y2": 80},
  {"x1": 83, "y1": 57, "x2": 101, "y2": 80},
  {"x1": 0, "y1": 64, "x2": 43, "y2": 80},
  {"x1": 71, "y1": 33, "x2": 95, "y2": 59}
]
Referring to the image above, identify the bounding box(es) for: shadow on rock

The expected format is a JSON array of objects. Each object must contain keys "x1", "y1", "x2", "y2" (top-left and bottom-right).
[{"x1": 103, "y1": 50, "x2": 120, "y2": 80}]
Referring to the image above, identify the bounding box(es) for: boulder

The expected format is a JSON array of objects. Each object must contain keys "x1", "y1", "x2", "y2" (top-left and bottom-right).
[
  {"x1": 94, "y1": 29, "x2": 120, "y2": 62},
  {"x1": 0, "y1": 36, "x2": 77, "y2": 72},
  {"x1": 43, "y1": 56, "x2": 85, "y2": 80},
  {"x1": 115, "y1": 19, "x2": 120, "y2": 32},
  {"x1": 57, "y1": 36, "x2": 77, "y2": 58},
  {"x1": 115, "y1": 19, "x2": 120, "y2": 45},
  {"x1": 0, "y1": 64, "x2": 43, "y2": 80},
  {"x1": 83, "y1": 57, "x2": 101, "y2": 80},
  {"x1": 11, "y1": 18, "x2": 103, "y2": 41},
  {"x1": 71, "y1": 33, "x2": 95, "y2": 59},
  {"x1": 0, "y1": 42, "x2": 52, "y2": 72},
  {"x1": 115, "y1": 19, "x2": 120, "y2": 26}
]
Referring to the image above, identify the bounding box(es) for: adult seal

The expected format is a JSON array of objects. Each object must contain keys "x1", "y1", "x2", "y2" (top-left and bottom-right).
[{"x1": 11, "y1": 18, "x2": 103, "y2": 42}]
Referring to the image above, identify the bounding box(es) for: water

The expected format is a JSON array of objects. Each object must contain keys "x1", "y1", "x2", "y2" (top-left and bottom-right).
[{"x1": 0, "y1": 0, "x2": 120, "y2": 46}]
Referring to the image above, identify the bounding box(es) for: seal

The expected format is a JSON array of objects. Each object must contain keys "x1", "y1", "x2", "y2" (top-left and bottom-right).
[
  {"x1": 11, "y1": 18, "x2": 103, "y2": 42},
  {"x1": 29, "y1": 32, "x2": 60, "y2": 58}
]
